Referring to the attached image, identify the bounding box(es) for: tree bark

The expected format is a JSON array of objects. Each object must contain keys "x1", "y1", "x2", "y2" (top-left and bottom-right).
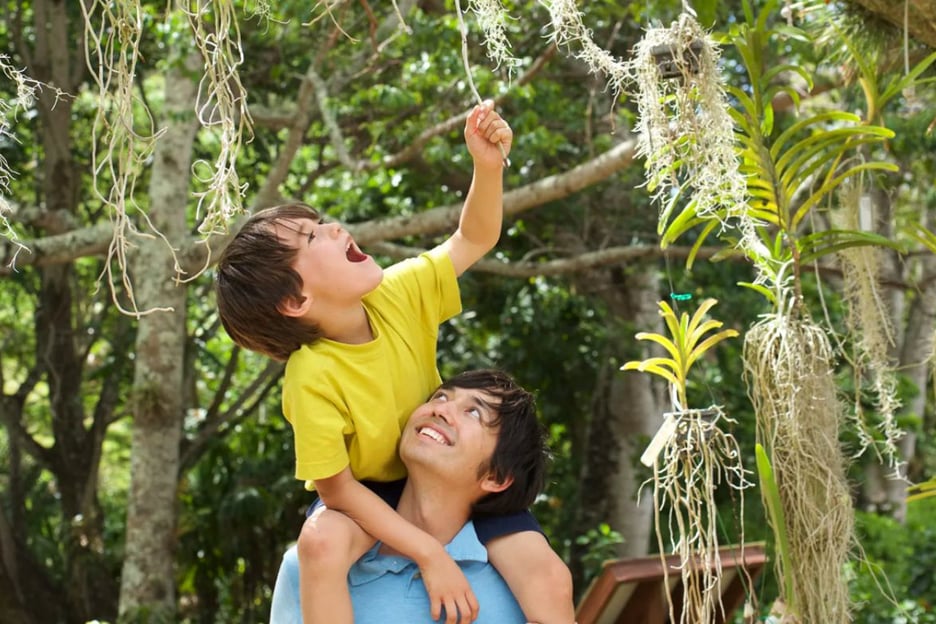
[
  {"x1": 117, "y1": 54, "x2": 199, "y2": 621},
  {"x1": 570, "y1": 264, "x2": 662, "y2": 590},
  {"x1": 847, "y1": 0, "x2": 936, "y2": 49}
]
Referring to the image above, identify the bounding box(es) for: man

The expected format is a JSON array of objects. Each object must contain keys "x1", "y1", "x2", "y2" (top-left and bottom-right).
[{"x1": 269, "y1": 369, "x2": 568, "y2": 623}]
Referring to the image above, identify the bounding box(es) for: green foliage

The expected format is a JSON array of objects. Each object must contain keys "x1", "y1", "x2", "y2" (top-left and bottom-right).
[
  {"x1": 658, "y1": 0, "x2": 901, "y2": 291},
  {"x1": 850, "y1": 502, "x2": 936, "y2": 623},
  {"x1": 621, "y1": 298, "x2": 738, "y2": 410},
  {"x1": 3, "y1": 2, "x2": 935, "y2": 623},
  {"x1": 176, "y1": 387, "x2": 300, "y2": 623},
  {"x1": 755, "y1": 443, "x2": 796, "y2": 615},
  {"x1": 574, "y1": 523, "x2": 624, "y2": 586}
]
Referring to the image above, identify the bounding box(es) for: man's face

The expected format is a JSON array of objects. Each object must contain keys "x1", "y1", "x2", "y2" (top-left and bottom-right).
[
  {"x1": 400, "y1": 385, "x2": 502, "y2": 486},
  {"x1": 275, "y1": 217, "x2": 383, "y2": 308}
]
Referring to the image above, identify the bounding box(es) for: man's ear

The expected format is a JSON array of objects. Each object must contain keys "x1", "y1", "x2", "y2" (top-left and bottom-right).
[
  {"x1": 277, "y1": 294, "x2": 311, "y2": 318},
  {"x1": 481, "y1": 473, "x2": 513, "y2": 495}
]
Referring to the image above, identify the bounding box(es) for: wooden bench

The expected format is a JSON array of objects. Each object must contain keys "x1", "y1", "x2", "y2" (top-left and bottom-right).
[{"x1": 575, "y1": 543, "x2": 768, "y2": 624}]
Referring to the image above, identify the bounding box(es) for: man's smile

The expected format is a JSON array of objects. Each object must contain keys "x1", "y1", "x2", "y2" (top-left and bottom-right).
[{"x1": 416, "y1": 425, "x2": 452, "y2": 446}]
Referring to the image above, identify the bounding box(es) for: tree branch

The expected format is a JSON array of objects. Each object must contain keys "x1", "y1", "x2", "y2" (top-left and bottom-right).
[
  {"x1": 178, "y1": 359, "x2": 284, "y2": 472},
  {"x1": 368, "y1": 240, "x2": 729, "y2": 276},
  {"x1": 351, "y1": 137, "x2": 637, "y2": 244}
]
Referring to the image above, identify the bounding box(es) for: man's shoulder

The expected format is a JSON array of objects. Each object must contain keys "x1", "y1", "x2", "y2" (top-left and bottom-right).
[{"x1": 348, "y1": 522, "x2": 526, "y2": 623}]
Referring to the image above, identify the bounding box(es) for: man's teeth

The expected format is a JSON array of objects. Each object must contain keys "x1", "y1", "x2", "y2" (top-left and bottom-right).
[{"x1": 418, "y1": 427, "x2": 448, "y2": 445}]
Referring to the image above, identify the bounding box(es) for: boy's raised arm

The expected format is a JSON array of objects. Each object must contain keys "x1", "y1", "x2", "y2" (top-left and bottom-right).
[
  {"x1": 315, "y1": 468, "x2": 479, "y2": 624},
  {"x1": 441, "y1": 100, "x2": 513, "y2": 277}
]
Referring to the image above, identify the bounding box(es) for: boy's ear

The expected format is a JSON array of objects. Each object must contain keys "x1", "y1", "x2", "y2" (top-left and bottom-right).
[
  {"x1": 277, "y1": 294, "x2": 311, "y2": 318},
  {"x1": 480, "y1": 472, "x2": 513, "y2": 495}
]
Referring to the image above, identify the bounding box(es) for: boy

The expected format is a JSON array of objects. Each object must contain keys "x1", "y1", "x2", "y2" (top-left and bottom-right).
[{"x1": 216, "y1": 102, "x2": 573, "y2": 624}]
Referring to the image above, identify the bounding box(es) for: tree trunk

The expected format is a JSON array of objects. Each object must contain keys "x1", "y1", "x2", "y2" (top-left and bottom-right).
[
  {"x1": 570, "y1": 265, "x2": 662, "y2": 589},
  {"x1": 859, "y1": 189, "x2": 935, "y2": 519},
  {"x1": 118, "y1": 54, "x2": 199, "y2": 621},
  {"x1": 19, "y1": 2, "x2": 117, "y2": 621}
]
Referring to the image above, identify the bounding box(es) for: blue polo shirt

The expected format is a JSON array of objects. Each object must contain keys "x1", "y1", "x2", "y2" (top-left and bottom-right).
[{"x1": 268, "y1": 521, "x2": 526, "y2": 624}]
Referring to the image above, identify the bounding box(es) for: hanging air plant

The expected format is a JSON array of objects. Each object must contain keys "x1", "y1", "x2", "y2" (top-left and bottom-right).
[
  {"x1": 622, "y1": 299, "x2": 750, "y2": 624},
  {"x1": 743, "y1": 302, "x2": 854, "y2": 624},
  {"x1": 835, "y1": 184, "x2": 902, "y2": 465},
  {"x1": 624, "y1": 12, "x2": 747, "y2": 226}
]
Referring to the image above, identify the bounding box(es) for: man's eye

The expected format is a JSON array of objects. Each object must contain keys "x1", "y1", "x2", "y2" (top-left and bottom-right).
[
  {"x1": 432, "y1": 392, "x2": 448, "y2": 402},
  {"x1": 467, "y1": 408, "x2": 481, "y2": 419},
  {"x1": 307, "y1": 230, "x2": 316, "y2": 243}
]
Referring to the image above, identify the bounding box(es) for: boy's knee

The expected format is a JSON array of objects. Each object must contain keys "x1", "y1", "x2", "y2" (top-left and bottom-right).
[{"x1": 296, "y1": 511, "x2": 354, "y2": 572}]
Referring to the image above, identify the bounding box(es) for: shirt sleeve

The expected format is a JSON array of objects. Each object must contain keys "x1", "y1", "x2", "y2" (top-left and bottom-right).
[
  {"x1": 282, "y1": 364, "x2": 351, "y2": 484},
  {"x1": 380, "y1": 246, "x2": 462, "y2": 329}
]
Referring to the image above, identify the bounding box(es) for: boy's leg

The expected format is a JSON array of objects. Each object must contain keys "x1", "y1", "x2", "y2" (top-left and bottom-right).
[
  {"x1": 298, "y1": 506, "x2": 377, "y2": 624},
  {"x1": 486, "y1": 531, "x2": 575, "y2": 624}
]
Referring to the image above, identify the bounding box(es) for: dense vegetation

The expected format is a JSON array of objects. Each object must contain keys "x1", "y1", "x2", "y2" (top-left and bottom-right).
[{"x1": 1, "y1": 1, "x2": 934, "y2": 622}]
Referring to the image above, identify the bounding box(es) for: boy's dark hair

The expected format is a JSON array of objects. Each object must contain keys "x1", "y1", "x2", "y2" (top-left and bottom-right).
[
  {"x1": 215, "y1": 203, "x2": 324, "y2": 362},
  {"x1": 439, "y1": 369, "x2": 548, "y2": 516}
]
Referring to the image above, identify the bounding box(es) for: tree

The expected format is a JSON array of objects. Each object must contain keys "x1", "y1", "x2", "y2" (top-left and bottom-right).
[
  {"x1": 1, "y1": 1, "x2": 933, "y2": 622},
  {"x1": 0, "y1": 2, "x2": 653, "y2": 620}
]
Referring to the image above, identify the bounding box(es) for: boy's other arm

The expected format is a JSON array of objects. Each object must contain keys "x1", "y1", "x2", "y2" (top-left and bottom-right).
[
  {"x1": 315, "y1": 468, "x2": 480, "y2": 624},
  {"x1": 440, "y1": 101, "x2": 513, "y2": 277}
]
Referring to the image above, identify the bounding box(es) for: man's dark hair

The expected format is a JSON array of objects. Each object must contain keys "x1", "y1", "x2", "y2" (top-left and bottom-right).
[
  {"x1": 215, "y1": 203, "x2": 324, "y2": 362},
  {"x1": 439, "y1": 369, "x2": 548, "y2": 515}
]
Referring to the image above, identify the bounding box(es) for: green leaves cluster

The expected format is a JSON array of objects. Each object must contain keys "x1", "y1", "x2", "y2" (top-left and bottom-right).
[
  {"x1": 621, "y1": 298, "x2": 738, "y2": 410},
  {"x1": 658, "y1": 0, "x2": 903, "y2": 301}
]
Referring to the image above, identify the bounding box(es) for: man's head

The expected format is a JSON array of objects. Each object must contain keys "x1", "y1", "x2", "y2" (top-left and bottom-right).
[
  {"x1": 215, "y1": 202, "x2": 381, "y2": 361},
  {"x1": 401, "y1": 369, "x2": 548, "y2": 516}
]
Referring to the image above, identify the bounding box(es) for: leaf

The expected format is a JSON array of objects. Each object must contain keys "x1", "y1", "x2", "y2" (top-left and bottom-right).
[
  {"x1": 622, "y1": 300, "x2": 738, "y2": 409},
  {"x1": 756, "y1": 444, "x2": 797, "y2": 614},
  {"x1": 798, "y1": 229, "x2": 905, "y2": 264},
  {"x1": 907, "y1": 477, "x2": 936, "y2": 503},
  {"x1": 739, "y1": 281, "x2": 777, "y2": 305},
  {"x1": 792, "y1": 161, "x2": 899, "y2": 228},
  {"x1": 903, "y1": 221, "x2": 936, "y2": 254}
]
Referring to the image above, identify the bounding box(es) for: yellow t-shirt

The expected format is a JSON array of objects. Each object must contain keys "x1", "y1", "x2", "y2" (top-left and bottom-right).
[{"x1": 282, "y1": 247, "x2": 461, "y2": 489}]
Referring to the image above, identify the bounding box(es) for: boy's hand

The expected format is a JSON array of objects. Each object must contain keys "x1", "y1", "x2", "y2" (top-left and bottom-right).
[
  {"x1": 419, "y1": 545, "x2": 479, "y2": 623},
  {"x1": 464, "y1": 100, "x2": 512, "y2": 170}
]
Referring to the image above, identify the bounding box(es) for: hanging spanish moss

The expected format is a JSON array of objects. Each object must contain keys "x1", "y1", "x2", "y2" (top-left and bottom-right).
[
  {"x1": 624, "y1": 13, "x2": 746, "y2": 224},
  {"x1": 743, "y1": 311, "x2": 854, "y2": 624},
  {"x1": 81, "y1": 0, "x2": 167, "y2": 316},
  {"x1": 836, "y1": 184, "x2": 902, "y2": 466},
  {"x1": 650, "y1": 406, "x2": 751, "y2": 624},
  {"x1": 540, "y1": 0, "x2": 628, "y2": 101},
  {"x1": 0, "y1": 55, "x2": 44, "y2": 263},
  {"x1": 465, "y1": 0, "x2": 519, "y2": 77},
  {"x1": 184, "y1": 0, "x2": 252, "y2": 239}
]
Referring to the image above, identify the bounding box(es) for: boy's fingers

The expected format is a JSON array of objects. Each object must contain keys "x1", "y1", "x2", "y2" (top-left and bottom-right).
[
  {"x1": 487, "y1": 119, "x2": 510, "y2": 142},
  {"x1": 455, "y1": 596, "x2": 475, "y2": 623},
  {"x1": 468, "y1": 591, "x2": 480, "y2": 618},
  {"x1": 442, "y1": 597, "x2": 457, "y2": 624}
]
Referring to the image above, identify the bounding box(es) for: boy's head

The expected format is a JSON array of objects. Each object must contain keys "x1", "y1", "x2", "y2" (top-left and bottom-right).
[
  {"x1": 215, "y1": 203, "x2": 325, "y2": 362},
  {"x1": 401, "y1": 369, "x2": 548, "y2": 516}
]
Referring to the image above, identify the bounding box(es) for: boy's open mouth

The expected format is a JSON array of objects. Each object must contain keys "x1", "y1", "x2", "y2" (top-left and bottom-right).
[{"x1": 346, "y1": 242, "x2": 368, "y2": 263}]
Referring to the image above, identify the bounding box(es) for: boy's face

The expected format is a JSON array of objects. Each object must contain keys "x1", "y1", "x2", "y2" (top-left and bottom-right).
[
  {"x1": 276, "y1": 217, "x2": 383, "y2": 311},
  {"x1": 401, "y1": 385, "x2": 503, "y2": 491}
]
